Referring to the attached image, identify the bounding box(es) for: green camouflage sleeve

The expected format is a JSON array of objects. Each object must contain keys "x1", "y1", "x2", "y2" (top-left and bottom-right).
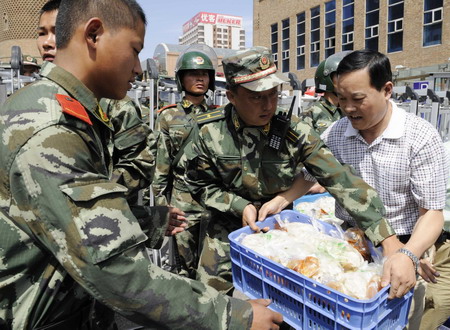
[
  {"x1": 300, "y1": 104, "x2": 332, "y2": 135},
  {"x1": 299, "y1": 107, "x2": 315, "y2": 128},
  {"x1": 101, "y1": 97, "x2": 155, "y2": 203},
  {"x1": 184, "y1": 125, "x2": 251, "y2": 218},
  {"x1": 152, "y1": 111, "x2": 171, "y2": 206},
  {"x1": 8, "y1": 125, "x2": 252, "y2": 328},
  {"x1": 294, "y1": 121, "x2": 396, "y2": 245}
]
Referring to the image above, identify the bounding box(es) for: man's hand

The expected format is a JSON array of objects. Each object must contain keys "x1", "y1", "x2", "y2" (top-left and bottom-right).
[
  {"x1": 381, "y1": 252, "x2": 416, "y2": 299},
  {"x1": 249, "y1": 299, "x2": 283, "y2": 330},
  {"x1": 165, "y1": 206, "x2": 187, "y2": 236},
  {"x1": 380, "y1": 236, "x2": 415, "y2": 299},
  {"x1": 418, "y1": 258, "x2": 439, "y2": 283}
]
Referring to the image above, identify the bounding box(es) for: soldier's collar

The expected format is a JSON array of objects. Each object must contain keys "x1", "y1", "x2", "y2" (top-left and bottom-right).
[
  {"x1": 320, "y1": 96, "x2": 338, "y2": 112},
  {"x1": 95, "y1": 102, "x2": 112, "y2": 127},
  {"x1": 42, "y1": 62, "x2": 113, "y2": 130},
  {"x1": 231, "y1": 106, "x2": 270, "y2": 135},
  {"x1": 181, "y1": 97, "x2": 208, "y2": 111}
]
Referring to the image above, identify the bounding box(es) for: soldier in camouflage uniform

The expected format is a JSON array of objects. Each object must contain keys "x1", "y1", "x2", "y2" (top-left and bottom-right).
[
  {"x1": 183, "y1": 46, "x2": 397, "y2": 293},
  {"x1": 0, "y1": 1, "x2": 283, "y2": 329},
  {"x1": 37, "y1": 0, "x2": 155, "y2": 207},
  {"x1": 153, "y1": 47, "x2": 218, "y2": 278},
  {"x1": 300, "y1": 51, "x2": 350, "y2": 135}
]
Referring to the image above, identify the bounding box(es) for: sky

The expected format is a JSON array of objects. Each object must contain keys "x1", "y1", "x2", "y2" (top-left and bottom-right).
[{"x1": 136, "y1": 0, "x2": 253, "y2": 61}]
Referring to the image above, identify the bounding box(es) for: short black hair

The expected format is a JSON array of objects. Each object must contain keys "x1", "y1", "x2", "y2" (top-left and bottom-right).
[
  {"x1": 56, "y1": 0, "x2": 147, "y2": 49},
  {"x1": 39, "y1": 0, "x2": 61, "y2": 16},
  {"x1": 336, "y1": 49, "x2": 392, "y2": 91}
]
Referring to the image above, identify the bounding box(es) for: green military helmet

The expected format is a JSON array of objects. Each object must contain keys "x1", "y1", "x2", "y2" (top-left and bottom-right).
[
  {"x1": 315, "y1": 51, "x2": 351, "y2": 93},
  {"x1": 175, "y1": 50, "x2": 216, "y2": 93}
]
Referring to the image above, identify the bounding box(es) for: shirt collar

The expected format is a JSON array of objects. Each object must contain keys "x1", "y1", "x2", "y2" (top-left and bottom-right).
[
  {"x1": 181, "y1": 97, "x2": 208, "y2": 111},
  {"x1": 319, "y1": 96, "x2": 339, "y2": 113},
  {"x1": 231, "y1": 106, "x2": 270, "y2": 135},
  {"x1": 344, "y1": 100, "x2": 406, "y2": 139},
  {"x1": 40, "y1": 61, "x2": 113, "y2": 130}
]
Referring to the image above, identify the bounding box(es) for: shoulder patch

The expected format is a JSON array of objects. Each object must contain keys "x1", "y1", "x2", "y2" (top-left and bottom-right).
[
  {"x1": 286, "y1": 127, "x2": 300, "y2": 144},
  {"x1": 56, "y1": 94, "x2": 92, "y2": 125},
  {"x1": 196, "y1": 109, "x2": 225, "y2": 124},
  {"x1": 157, "y1": 104, "x2": 177, "y2": 113}
]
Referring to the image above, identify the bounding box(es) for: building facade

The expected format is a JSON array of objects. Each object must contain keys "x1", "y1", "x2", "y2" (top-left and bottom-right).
[
  {"x1": 254, "y1": 0, "x2": 450, "y2": 87},
  {"x1": 179, "y1": 12, "x2": 246, "y2": 50},
  {"x1": 0, "y1": 0, "x2": 47, "y2": 63}
]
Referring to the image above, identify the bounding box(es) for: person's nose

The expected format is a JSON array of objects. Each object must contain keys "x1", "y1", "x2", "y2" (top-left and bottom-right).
[
  {"x1": 342, "y1": 101, "x2": 356, "y2": 113},
  {"x1": 43, "y1": 33, "x2": 56, "y2": 50},
  {"x1": 134, "y1": 60, "x2": 143, "y2": 77}
]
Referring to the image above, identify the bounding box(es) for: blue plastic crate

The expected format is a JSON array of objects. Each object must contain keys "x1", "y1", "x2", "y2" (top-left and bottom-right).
[{"x1": 229, "y1": 210, "x2": 413, "y2": 330}]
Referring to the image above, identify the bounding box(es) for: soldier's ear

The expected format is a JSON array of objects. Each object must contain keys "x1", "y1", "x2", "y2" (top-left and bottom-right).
[
  {"x1": 226, "y1": 89, "x2": 236, "y2": 105},
  {"x1": 85, "y1": 18, "x2": 103, "y2": 47}
]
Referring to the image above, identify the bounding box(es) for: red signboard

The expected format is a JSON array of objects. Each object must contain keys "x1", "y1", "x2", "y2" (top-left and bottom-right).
[{"x1": 182, "y1": 12, "x2": 242, "y2": 33}]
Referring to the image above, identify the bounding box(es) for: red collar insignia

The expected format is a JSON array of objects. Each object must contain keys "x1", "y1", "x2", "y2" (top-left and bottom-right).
[{"x1": 56, "y1": 94, "x2": 93, "y2": 125}]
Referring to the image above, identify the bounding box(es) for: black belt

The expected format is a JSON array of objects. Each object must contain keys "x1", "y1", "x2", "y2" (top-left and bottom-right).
[
  {"x1": 398, "y1": 231, "x2": 450, "y2": 245},
  {"x1": 436, "y1": 230, "x2": 450, "y2": 244},
  {"x1": 397, "y1": 234, "x2": 411, "y2": 244}
]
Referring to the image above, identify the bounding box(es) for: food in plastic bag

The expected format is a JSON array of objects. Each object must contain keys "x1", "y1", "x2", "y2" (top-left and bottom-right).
[
  {"x1": 294, "y1": 196, "x2": 343, "y2": 226},
  {"x1": 287, "y1": 256, "x2": 320, "y2": 278},
  {"x1": 240, "y1": 219, "x2": 384, "y2": 300},
  {"x1": 344, "y1": 227, "x2": 371, "y2": 261}
]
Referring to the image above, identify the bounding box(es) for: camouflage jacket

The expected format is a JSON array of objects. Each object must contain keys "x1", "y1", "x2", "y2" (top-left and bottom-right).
[
  {"x1": 152, "y1": 98, "x2": 214, "y2": 211},
  {"x1": 0, "y1": 62, "x2": 252, "y2": 329},
  {"x1": 100, "y1": 96, "x2": 156, "y2": 205},
  {"x1": 300, "y1": 96, "x2": 343, "y2": 135},
  {"x1": 184, "y1": 103, "x2": 395, "y2": 245},
  {"x1": 100, "y1": 96, "x2": 156, "y2": 204}
]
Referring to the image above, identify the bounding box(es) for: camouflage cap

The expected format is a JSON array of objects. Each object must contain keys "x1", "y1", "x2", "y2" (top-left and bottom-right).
[
  {"x1": 222, "y1": 46, "x2": 288, "y2": 92},
  {"x1": 23, "y1": 55, "x2": 40, "y2": 67}
]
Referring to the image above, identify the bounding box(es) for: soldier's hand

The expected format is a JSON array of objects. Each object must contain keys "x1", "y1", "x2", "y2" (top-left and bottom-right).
[
  {"x1": 249, "y1": 299, "x2": 283, "y2": 330},
  {"x1": 258, "y1": 196, "x2": 287, "y2": 221},
  {"x1": 307, "y1": 183, "x2": 326, "y2": 194},
  {"x1": 242, "y1": 204, "x2": 259, "y2": 231},
  {"x1": 165, "y1": 206, "x2": 187, "y2": 236}
]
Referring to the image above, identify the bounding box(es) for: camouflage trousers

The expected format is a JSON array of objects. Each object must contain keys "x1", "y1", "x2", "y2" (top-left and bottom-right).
[
  {"x1": 196, "y1": 214, "x2": 241, "y2": 295},
  {"x1": 171, "y1": 189, "x2": 206, "y2": 279},
  {"x1": 174, "y1": 222, "x2": 201, "y2": 279}
]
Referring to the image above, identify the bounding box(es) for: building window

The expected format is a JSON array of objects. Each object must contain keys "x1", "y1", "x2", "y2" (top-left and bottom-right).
[
  {"x1": 296, "y1": 12, "x2": 306, "y2": 70},
  {"x1": 342, "y1": 0, "x2": 354, "y2": 51},
  {"x1": 365, "y1": 0, "x2": 379, "y2": 51},
  {"x1": 271, "y1": 23, "x2": 279, "y2": 66},
  {"x1": 387, "y1": 0, "x2": 404, "y2": 53},
  {"x1": 325, "y1": 0, "x2": 336, "y2": 58},
  {"x1": 281, "y1": 18, "x2": 290, "y2": 73},
  {"x1": 423, "y1": 0, "x2": 443, "y2": 46},
  {"x1": 310, "y1": 6, "x2": 320, "y2": 67}
]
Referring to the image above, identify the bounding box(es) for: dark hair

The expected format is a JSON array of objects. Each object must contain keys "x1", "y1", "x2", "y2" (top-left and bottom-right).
[
  {"x1": 336, "y1": 49, "x2": 392, "y2": 91},
  {"x1": 56, "y1": 0, "x2": 147, "y2": 49},
  {"x1": 40, "y1": 0, "x2": 61, "y2": 16}
]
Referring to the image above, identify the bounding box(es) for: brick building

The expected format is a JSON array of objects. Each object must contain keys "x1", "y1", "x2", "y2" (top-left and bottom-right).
[{"x1": 254, "y1": 0, "x2": 450, "y2": 88}]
